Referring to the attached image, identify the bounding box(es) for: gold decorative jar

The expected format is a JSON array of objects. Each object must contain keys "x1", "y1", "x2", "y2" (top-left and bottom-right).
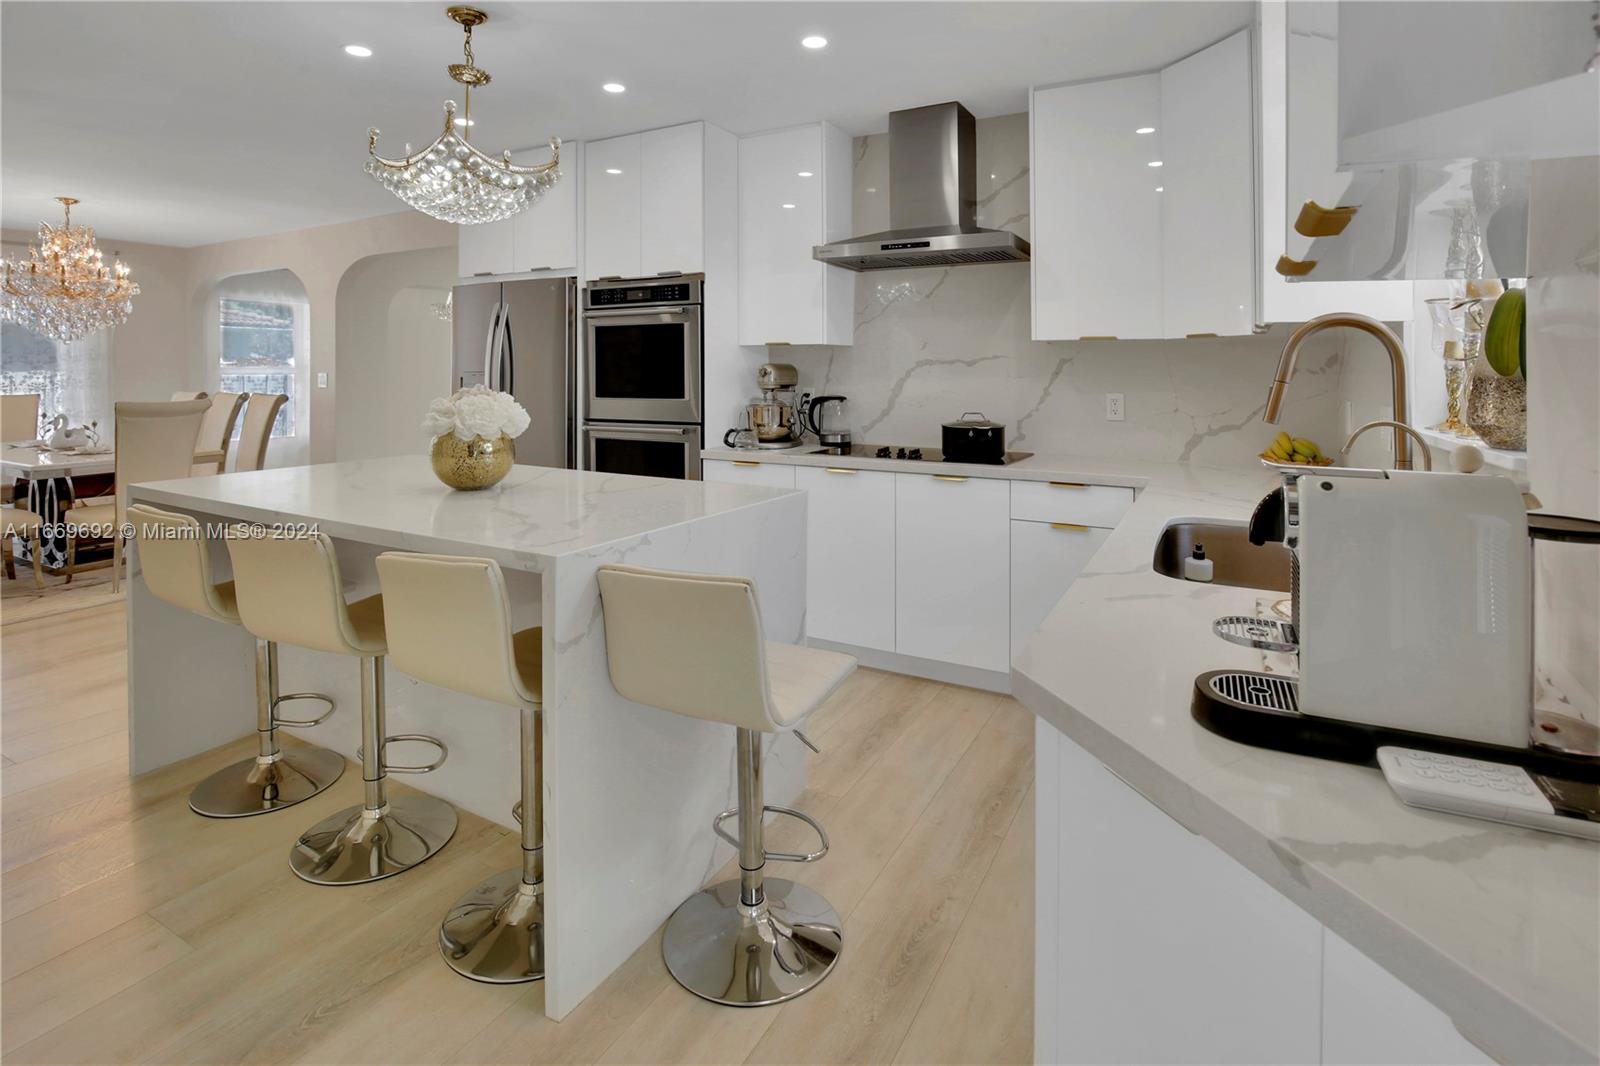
[
  {"x1": 1464, "y1": 359, "x2": 1527, "y2": 451},
  {"x1": 431, "y1": 433, "x2": 514, "y2": 490}
]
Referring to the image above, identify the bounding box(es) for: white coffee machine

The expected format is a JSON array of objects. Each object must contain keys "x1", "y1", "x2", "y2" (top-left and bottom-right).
[{"x1": 1265, "y1": 468, "x2": 1532, "y2": 748}]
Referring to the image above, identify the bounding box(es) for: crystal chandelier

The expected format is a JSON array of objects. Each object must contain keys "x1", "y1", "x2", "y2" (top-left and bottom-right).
[
  {"x1": 0, "y1": 197, "x2": 140, "y2": 342},
  {"x1": 366, "y1": 6, "x2": 561, "y2": 225}
]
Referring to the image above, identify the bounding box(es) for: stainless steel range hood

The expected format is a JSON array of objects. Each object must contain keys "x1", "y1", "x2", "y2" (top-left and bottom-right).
[{"x1": 813, "y1": 102, "x2": 1030, "y2": 272}]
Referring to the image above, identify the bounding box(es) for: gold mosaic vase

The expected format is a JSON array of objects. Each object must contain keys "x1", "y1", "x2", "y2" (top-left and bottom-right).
[
  {"x1": 1464, "y1": 360, "x2": 1527, "y2": 452},
  {"x1": 431, "y1": 433, "x2": 514, "y2": 490}
]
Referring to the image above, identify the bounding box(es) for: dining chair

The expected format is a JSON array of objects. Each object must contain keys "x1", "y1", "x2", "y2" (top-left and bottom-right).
[
  {"x1": 1, "y1": 505, "x2": 47, "y2": 589},
  {"x1": 234, "y1": 394, "x2": 287, "y2": 472},
  {"x1": 170, "y1": 391, "x2": 210, "y2": 401},
  {"x1": 191, "y1": 392, "x2": 247, "y2": 475},
  {"x1": 66, "y1": 398, "x2": 210, "y2": 593},
  {"x1": 1, "y1": 393, "x2": 41, "y2": 442}
]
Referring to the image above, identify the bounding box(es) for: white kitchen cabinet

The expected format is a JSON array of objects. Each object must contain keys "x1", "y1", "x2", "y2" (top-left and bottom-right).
[
  {"x1": 640, "y1": 123, "x2": 704, "y2": 277},
  {"x1": 583, "y1": 133, "x2": 642, "y2": 280},
  {"x1": 1258, "y1": 2, "x2": 1412, "y2": 318},
  {"x1": 702, "y1": 458, "x2": 795, "y2": 490},
  {"x1": 1039, "y1": 721, "x2": 1324, "y2": 1064},
  {"x1": 509, "y1": 142, "x2": 579, "y2": 274},
  {"x1": 584, "y1": 123, "x2": 724, "y2": 281},
  {"x1": 457, "y1": 216, "x2": 516, "y2": 278},
  {"x1": 1031, "y1": 73, "x2": 1164, "y2": 341},
  {"x1": 894, "y1": 473, "x2": 1009, "y2": 672},
  {"x1": 1321, "y1": 928, "x2": 1495, "y2": 1065},
  {"x1": 1159, "y1": 28, "x2": 1256, "y2": 338},
  {"x1": 1009, "y1": 520, "x2": 1109, "y2": 655},
  {"x1": 459, "y1": 143, "x2": 580, "y2": 278},
  {"x1": 738, "y1": 123, "x2": 854, "y2": 347},
  {"x1": 796, "y1": 465, "x2": 894, "y2": 651}
]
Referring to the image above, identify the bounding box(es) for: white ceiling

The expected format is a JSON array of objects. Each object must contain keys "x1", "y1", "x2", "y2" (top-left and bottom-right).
[{"x1": 2, "y1": 1, "x2": 1250, "y2": 247}]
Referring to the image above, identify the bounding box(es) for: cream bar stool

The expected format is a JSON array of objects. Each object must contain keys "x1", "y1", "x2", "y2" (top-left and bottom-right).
[
  {"x1": 127, "y1": 504, "x2": 344, "y2": 816},
  {"x1": 375, "y1": 551, "x2": 546, "y2": 983},
  {"x1": 597, "y1": 564, "x2": 856, "y2": 1007},
  {"x1": 226, "y1": 528, "x2": 457, "y2": 884}
]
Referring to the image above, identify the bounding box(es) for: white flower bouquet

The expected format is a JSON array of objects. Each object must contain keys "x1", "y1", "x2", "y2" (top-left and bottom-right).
[{"x1": 423, "y1": 385, "x2": 530, "y2": 443}]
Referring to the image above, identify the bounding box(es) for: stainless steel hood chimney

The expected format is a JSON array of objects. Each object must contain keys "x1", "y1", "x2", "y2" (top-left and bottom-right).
[{"x1": 813, "y1": 102, "x2": 1030, "y2": 271}]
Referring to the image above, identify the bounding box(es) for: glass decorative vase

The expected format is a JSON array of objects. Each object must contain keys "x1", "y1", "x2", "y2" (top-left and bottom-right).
[
  {"x1": 1464, "y1": 358, "x2": 1527, "y2": 451},
  {"x1": 1425, "y1": 296, "x2": 1475, "y2": 436},
  {"x1": 431, "y1": 433, "x2": 515, "y2": 490}
]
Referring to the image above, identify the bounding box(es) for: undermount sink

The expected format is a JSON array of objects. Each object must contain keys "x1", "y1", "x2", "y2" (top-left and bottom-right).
[{"x1": 1151, "y1": 519, "x2": 1292, "y2": 593}]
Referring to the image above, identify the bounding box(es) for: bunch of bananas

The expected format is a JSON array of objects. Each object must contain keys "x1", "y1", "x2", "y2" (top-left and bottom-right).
[{"x1": 1263, "y1": 431, "x2": 1326, "y2": 464}]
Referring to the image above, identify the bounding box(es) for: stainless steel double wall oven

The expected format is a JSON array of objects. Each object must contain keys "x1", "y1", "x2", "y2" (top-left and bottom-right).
[{"x1": 581, "y1": 275, "x2": 704, "y2": 480}]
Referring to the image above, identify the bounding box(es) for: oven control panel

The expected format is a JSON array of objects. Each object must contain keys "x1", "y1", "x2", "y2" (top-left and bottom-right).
[{"x1": 585, "y1": 275, "x2": 702, "y2": 308}]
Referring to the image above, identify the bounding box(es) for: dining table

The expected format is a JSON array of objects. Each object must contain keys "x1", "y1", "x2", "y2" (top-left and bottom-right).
[{"x1": 3, "y1": 442, "x2": 226, "y2": 571}]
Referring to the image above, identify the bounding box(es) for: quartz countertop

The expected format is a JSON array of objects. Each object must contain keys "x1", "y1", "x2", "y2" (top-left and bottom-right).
[
  {"x1": 1010, "y1": 460, "x2": 1599, "y2": 1066},
  {"x1": 701, "y1": 445, "x2": 1177, "y2": 489},
  {"x1": 129, "y1": 456, "x2": 798, "y2": 572}
]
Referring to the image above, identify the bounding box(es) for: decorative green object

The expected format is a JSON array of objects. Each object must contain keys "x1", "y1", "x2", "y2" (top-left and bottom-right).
[{"x1": 1484, "y1": 288, "x2": 1526, "y2": 379}]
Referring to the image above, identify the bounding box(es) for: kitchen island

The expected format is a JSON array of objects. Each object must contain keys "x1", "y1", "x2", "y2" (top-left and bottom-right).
[
  {"x1": 124, "y1": 456, "x2": 808, "y2": 1020},
  {"x1": 1013, "y1": 463, "x2": 1599, "y2": 1066}
]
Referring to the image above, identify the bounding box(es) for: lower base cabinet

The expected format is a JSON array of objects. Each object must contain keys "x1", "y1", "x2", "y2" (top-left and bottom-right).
[
  {"x1": 894, "y1": 473, "x2": 1010, "y2": 672},
  {"x1": 1010, "y1": 520, "x2": 1110, "y2": 653},
  {"x1": 1037, "y1": 719, "x2": 1500, "y2": 1065},
  {"x1": 702, "y1": 459, "x2": 794, "y2": 489},
  {"x1": 795, "y1": 465, "x2": 895, "y2": 652}
]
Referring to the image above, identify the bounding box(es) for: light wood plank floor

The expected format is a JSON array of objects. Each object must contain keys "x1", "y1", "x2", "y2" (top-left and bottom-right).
[{"x1": 0, "y1": 599, "x2": 1034, "y2": 1064}]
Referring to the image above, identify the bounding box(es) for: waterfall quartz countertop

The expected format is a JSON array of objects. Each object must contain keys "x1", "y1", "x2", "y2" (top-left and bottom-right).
[{"x1": 999, "y1": 459, "x2": 1596, "y2": 1066}]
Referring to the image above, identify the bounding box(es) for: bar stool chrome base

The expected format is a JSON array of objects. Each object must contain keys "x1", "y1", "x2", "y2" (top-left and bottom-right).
[
  {"x1": 440, "y1": 869, "x2": 545, "y2": 983},
  {"x1": 289, "y1": 794, "x2": 457, "y2": 886},
  {"x1": 661, "y1": 877, "x2": 842, "y2": 1007},
  {"x1": 189, "y1": 746, "x2": 345, "y2": 819}
]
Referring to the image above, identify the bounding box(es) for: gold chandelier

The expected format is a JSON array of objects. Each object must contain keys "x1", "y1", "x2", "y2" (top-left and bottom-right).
[
  {"x1": 365, "y1": 6, "x2": 561, "y2": 225},
  {"x1": 0, "y1": 197, "x2": 139, "y2": 342}
]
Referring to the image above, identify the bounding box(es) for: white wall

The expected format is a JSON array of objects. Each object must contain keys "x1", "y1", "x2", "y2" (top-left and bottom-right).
[{"x1": 334, "y1": 247, "x2": 455, "y2": 461}]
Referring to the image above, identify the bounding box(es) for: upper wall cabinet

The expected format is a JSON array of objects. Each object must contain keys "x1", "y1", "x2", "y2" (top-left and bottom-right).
[
  {"x1": 1032, "y1": 29, "x2": 1256, "y2": 340},
  {"x1": 738, "y1": 123, "x2": 854, "y2": 347},
  {"x1": 457, "y1": 142, "x2": 582, "y2": 279},
  {"x1": 585, "y1": 122, "x2": 734, "y2": 281}
]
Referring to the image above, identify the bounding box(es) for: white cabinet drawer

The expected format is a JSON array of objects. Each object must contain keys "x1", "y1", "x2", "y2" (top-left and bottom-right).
[
  {"x1": 796, "y1": 465, "x2": 894, "y2": 652},
  {"x1": 702, "y1": 459, "x2": 795, "y2": 490},
  {"x1": 1010, "y1": 480, "x2": 1133, "y2": 528},
  {"x1": 895, "y1": 473, "x2": 1010, "y2": 673}
]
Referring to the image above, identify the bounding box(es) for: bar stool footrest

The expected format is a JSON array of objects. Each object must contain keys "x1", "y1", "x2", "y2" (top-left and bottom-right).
[
  {"x1": 713, "y1": 804, "x2": 829, "y2": 863},
  {"x1": 356, "y1": 733, "x2": 449, "y2": 774},
  {"x1": 271, "y1": 692, "x2": 336, "y2": 728}
]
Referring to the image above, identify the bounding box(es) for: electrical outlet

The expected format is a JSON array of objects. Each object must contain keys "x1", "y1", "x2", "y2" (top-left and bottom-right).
[
  {"x1": 316, "y1": 372, "x2": 328, "y2": 388},
  {"x1": 1106, "y1": 393, "x2": 1125, "y2": 421}
]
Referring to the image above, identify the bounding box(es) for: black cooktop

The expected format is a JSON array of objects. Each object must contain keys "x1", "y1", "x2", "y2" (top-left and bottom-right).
[{"x1": 805, "y1": 444, "x2": 1034, "y2": 465}]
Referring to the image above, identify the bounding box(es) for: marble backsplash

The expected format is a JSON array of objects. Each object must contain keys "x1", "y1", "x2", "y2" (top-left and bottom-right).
[{"x1": 775, "y1": 113, "x2": 1353, "y2": 467}]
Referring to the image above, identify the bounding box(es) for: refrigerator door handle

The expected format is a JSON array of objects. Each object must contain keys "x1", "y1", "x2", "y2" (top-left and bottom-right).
[
  {"x1": 482, "y1": 304, "x2": 502, "y2": 390},
  {"x1": 499, "y1": 308, "x2": 514, "y2": 396}
]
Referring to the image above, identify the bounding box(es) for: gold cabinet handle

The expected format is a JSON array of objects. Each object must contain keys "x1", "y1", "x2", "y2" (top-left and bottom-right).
[
  {"x1": 732, "y1": 460, "x2": 761, "y2": 467},
  {"x1": 1050, "y1": 522, "x2": 1091, "y2": 532},
  {"x1": 1079, "y1": 335, "x2": 1118, "y2": 341},
  {"x1": 932, "y1": 474, "x2": 969, "y2": 482},
  {"x1": 1048, "y1": 481, "x2": 1087, "y2": 489},
  {"x1": 1185, "y1": 332, "x2": 1219, "y2": 339},
  {"x1": 1294, "y1": 200, "x2": 1357, "y2": 238},
  {"x1": 824, "y1": 467, "x2": 855, "y2": 474},
  {"x1": 1275, "y1": 255, "x2": 1317, "y2": 278}
]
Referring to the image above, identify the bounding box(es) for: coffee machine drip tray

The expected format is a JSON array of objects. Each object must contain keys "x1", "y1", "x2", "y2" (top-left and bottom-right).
[
  {"x1": 726, "y1": 438, "x2": 807, "y2": 451},
  {"x1": 1192, "y1": 670, "x2": 1600, "y2": 783}
]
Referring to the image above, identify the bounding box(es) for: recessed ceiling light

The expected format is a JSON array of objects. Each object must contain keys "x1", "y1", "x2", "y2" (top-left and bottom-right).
[
  {"x1": 453, "y1": 117, "x2": 475, "y2": 127},
  {"x1": 866, "y1": 187, "x2": 877, "y2": 193},
  {"x1": 1155, "y1": 186, "x2": 1164, "y2": 192},
  {"x1": 602, "y1": 82, "x2": 626, "y2": 94},
  {"x1": 781, "y1": 203, "x2": 796, "y2": 209},
  {"x1": 801, "y1": 35, "x2": 828, "y2": 49},
  {"x1": 1136, "y1": 126, "x2": 1155, "y2": 134},
  {"x1": 605, "y1": 168, "x2": 623, "y2": 175},
  {"x1": 1147, "y1": 160, "x2": 1163, "y2": 167},
  {"x1": 797, "y1": 171, "x2": 814, "y2": 178},
  {"x1": 343, "y1": 44, "x2": 373, "y2": 58}
]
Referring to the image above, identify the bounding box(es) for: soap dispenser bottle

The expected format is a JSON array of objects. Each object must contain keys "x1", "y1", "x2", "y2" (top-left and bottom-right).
[{"x1": 1184, "y1": 544, "x2": 1214, "y2": 582}]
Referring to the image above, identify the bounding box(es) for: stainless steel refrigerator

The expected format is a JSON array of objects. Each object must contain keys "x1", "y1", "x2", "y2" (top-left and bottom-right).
[{"x1": 450, "y1": 278, "x2": 576, "y2": 469}]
